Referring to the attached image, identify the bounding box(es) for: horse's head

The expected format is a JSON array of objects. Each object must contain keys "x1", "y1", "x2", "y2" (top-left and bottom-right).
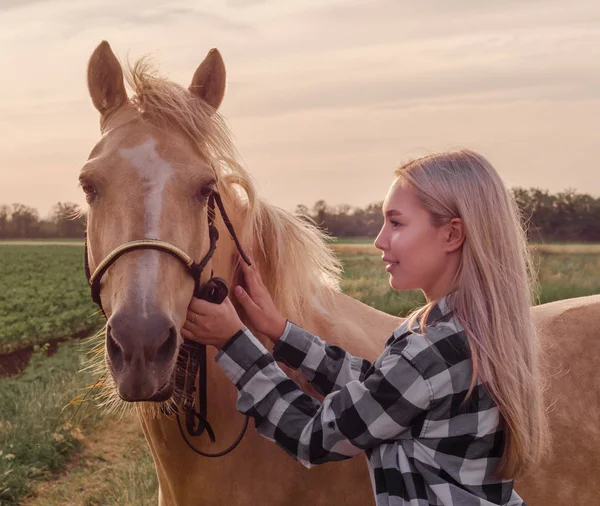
[{"x1": 82, "y1": 41, "x2": 233, "y2": 402}]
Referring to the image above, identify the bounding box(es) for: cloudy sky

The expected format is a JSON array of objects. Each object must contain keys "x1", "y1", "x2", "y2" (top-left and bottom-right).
[{"x1": 1, "y1": 0, "x2": 599, "y2": 217}]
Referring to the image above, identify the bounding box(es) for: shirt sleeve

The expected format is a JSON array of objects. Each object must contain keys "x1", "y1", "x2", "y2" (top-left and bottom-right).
[
  {"x1": 215, "y1": 327, "x2": 431, "y2": 468},
  {"x1": 272, "y1": 321, "x2": 374, "y2": 396}
]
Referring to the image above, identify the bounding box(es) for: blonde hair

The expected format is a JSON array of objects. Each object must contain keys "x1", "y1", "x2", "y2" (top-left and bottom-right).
[{"x1": 396, "y1": 149, "x2": 548, "y2": 479}]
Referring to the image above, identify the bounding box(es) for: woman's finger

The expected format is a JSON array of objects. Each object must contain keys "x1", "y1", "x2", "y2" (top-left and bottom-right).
[
  {"x1": 186, "y1": 309, "x2": 199, "y2": 324},
  {"x1": 241, "y1": 257, "x2": 260, "y2": 282},
  {"x1": 234, "y1": 285, "x2": 261, "y2": 314},
  {"x1": 189, "y1": 298, "x2": 217, "y2": 316},
  {"x1": 181, "y1": 328, "x2": 194, "y2": 340},
  {"x1": 238, "y1": 263, "x2": 257, "y2": 297}
]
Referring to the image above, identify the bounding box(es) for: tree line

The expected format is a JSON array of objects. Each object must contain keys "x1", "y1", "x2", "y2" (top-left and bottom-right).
[
  {"x1": 1, "y1": 188, "x2": 599, "y2": 241},
  {"x1": 0, "y1": 202, "x2": 85, "y2": 239},
  {"x1": 298, "y1": 188, "x2": 600, "y2": 242}
]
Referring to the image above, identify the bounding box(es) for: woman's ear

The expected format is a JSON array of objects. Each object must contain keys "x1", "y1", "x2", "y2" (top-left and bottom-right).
[{"x1": 444, "y1": 218, "x2": 465, "y2": 253}]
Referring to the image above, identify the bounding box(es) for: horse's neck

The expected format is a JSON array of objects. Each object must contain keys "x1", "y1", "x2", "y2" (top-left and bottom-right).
[
  {"x1": 246, "y1": 289, "x2": 402, "y2": 363},
  {"x1": 300, "y1": 290, "x2": 402, "y2": 361}
]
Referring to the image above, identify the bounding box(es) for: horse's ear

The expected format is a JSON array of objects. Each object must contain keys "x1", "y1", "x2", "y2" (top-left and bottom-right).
[
  {"x1": 189, "y1": 48, "x2": 226, "y2": 111},
  {"x1": 87, "y1": 41, "x2": 128, "y2": 116}
]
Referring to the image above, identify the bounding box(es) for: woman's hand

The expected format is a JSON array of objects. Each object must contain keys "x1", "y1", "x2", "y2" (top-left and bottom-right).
[
  {"x1": 233, "y1": 259, "x2": 287, "y2": 343},
  {"x1": 182, "y1": 257, "x2": 286, "y2": 349},
  {"x1": 182, "y1": 296, "x2": 245, "y2": 350}
]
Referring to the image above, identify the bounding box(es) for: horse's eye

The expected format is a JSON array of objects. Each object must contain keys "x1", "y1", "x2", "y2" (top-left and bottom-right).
[
  {"x1": 81, "y1": 182, "x2": 98, "y2": 203},
  {"x1": 197, "y1": 183, "x2": 215, "y2": 200}
]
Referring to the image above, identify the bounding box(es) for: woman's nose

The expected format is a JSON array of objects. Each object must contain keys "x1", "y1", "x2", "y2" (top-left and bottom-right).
[{"x1": 374, "y1": 227, "x2": 387, "y2": 251}]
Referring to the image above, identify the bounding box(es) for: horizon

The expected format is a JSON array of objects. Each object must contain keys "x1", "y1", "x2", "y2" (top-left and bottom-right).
[
  {"x1": 1, "y1": 183, "x2": 597, "y2": 222},
  {"x1": 1, "y1": 0, "x2": 599, "y2": 218}
]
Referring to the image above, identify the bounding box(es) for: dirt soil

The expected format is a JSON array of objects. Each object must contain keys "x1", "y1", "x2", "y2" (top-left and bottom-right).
[{"x1": 0, "y1": 329, "x2": 96, "y2": 377}]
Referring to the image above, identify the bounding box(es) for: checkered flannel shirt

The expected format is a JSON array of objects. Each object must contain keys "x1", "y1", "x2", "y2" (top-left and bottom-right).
[{"x1": 215, "y1": 295, "x2": 525, "y2": 506}]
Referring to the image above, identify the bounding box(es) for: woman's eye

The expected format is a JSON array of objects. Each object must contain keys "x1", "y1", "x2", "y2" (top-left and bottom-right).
[{"x1": 390, "y1": 219, "x2": 401, "y2": 228}]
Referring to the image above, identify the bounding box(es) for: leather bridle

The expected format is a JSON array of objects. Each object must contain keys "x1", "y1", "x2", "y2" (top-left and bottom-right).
[{"x1": 84, "y1": 191, "x2": 251, "y2": 457}]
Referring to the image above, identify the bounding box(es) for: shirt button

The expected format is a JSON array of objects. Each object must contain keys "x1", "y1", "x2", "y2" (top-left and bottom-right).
[{"x1": 328, "y1": 421, "x2": 335, "y2": 429}]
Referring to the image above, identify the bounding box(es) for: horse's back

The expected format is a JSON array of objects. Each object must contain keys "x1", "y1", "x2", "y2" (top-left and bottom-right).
[{"x1": 518, "y1": 295, "x2": 600, "y2": 506}]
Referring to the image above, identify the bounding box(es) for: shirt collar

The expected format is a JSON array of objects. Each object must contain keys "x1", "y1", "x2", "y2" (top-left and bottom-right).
[
  {"x1": 393, "y1": 291, "x2": 457, "y2": 339},
  {"x1": 421, "y1": 291, "x2": 456, "y2": 326}
]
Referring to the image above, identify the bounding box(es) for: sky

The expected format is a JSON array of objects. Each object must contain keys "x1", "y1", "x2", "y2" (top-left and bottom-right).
[{"x1": 0, "y1": 0, "x2": 599, "y2": 218}]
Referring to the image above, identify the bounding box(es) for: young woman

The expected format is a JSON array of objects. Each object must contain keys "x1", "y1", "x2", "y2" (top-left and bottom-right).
[{"x1": 182, "y1": 149, "x2": 548, "y2": 506}]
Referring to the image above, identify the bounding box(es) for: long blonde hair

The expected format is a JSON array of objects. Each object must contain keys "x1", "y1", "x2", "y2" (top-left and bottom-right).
[{"x1": 396, "y1": 149, "x2": 548, "y2": 479}]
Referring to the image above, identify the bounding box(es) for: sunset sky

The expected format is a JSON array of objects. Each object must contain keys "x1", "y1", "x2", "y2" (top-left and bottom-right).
[{"x1": 1, "y1": 0, "x2": 599, "y2": 218}]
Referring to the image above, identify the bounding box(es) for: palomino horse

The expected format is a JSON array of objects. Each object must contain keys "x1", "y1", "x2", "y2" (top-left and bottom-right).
[{"x1": 82, "y1": 41, "x2": 600, "y2": 506}]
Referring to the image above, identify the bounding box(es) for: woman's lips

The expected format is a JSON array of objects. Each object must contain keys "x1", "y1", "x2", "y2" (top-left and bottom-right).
[{"x1": 385, "y1": 261, "x2": 398, "y2": 272}]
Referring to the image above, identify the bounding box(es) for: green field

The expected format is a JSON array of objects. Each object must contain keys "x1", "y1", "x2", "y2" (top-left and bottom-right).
[
  {"x1": 0, "y1": 245, "x2": 102, "y2": 354},
  {"x1": 1, "y1": 241, "x2": 599, "y2": 354},
  {"x1": 336, "y1": 241, "x2": 600, "y2": 315}
]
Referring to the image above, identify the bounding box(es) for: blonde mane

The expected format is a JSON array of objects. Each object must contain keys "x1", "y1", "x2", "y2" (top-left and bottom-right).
[{"x1": 79, "y1": 58, "x2": 342, "y2": 416}]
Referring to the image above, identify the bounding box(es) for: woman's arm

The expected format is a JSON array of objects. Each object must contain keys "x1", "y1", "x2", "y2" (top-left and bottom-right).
[
  {"x1": 216, "y1": 327, "x2": 431, "y2": 467},
  {"x1": 273, "y1": 321, "x2": 375, "y2": 396}
]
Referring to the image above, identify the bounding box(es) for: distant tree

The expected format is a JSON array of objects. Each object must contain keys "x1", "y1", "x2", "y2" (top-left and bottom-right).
[
  {"x1": 302, "y1": 190, "x2": 599, "y2": 241},
  {"x1": 295, "y1": 204, "x2": 309, "y2": 215},
  {"x1": 10, "y1": 204, "x2": 39, "y2": 238},
  {"x1": 363, "y1": 202, "x2": 384, "y2": 237},
  {"x1": 51, "y1": 202, "x2": 86, "y2": 237},
  {"x1": 37, "y1": 220, "x2": 59, "y2": 238},
  {"x1": 512, "y1": 187, "x2": 600, "y2": 242},
  {"x1": 0, "y1": 204, "x2": 10, "y2": 238},
  {"x1": 312, "y1": 200, "x2": 328, "y2": 226}
]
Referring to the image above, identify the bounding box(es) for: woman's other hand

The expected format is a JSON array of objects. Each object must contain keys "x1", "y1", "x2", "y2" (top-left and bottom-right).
[{"x1": 234, "y1": 259, "x2": 286, "y2": 343}]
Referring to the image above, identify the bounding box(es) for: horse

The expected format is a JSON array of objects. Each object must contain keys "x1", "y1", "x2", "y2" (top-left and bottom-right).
[{"x1": 81, "y1": 41, "x2": 600, "y2": 506}]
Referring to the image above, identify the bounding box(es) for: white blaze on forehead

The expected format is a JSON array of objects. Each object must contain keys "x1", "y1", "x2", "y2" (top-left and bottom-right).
[
  {"x1": 119, "y1": 137, "x2": 173, "y2": 238},
  {"x1": 119, "y1": 137, "x2": 174, "y2": 315}
]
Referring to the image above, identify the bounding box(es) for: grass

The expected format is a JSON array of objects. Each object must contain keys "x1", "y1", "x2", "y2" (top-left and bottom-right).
[
  {"x1": 21, "y1": 415, "x2": 158, "y2": 506},
  {"x1": 0, "y1": 239, "x2": 83, "y2": 244},
  {"x1": 327, "y1": 236, "x2": 376, "y2": 244},
  {"x1": 0, "y1": 340, "x2": 104, "y2": 505},
  {"x1": 331, "y1": 242, "x2": 600, "y2": 317},
  {"x1": 534, "y1": 250, "x2": 600, "y2": 304},
  {"x1": 0, "y1": 245, "x2": 103, "y2": 354},
  {"x1": 336, "y1": 251, "x2": 426, "y2": 315}
]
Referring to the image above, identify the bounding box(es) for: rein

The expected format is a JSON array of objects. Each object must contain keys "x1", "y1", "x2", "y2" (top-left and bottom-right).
[{"x1": 84, "y1": 191, "x2": 251, "y2": 458}]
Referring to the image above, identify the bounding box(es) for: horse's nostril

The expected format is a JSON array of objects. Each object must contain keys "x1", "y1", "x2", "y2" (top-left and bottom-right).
[
  {"x1": 155, "y1": 326, "x2": 178, "y2": 364},
  {"x1": 106, "y1": 324, "x2": 124, "y2": 370}
]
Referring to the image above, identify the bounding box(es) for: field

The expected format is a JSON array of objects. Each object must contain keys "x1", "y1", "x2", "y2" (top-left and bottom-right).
[
  {"x1": 1, "y1": 240, "x2": 599, "y2": 355},
  {"x1": 335, "y1": 239, "x2": 600, "y2": 315},
  {"x1": 0, "y1": 245, "x2": 101, "y2": 354},
  {"x1": 0, "y1": 240, "x2": 599, "y2": 504}
]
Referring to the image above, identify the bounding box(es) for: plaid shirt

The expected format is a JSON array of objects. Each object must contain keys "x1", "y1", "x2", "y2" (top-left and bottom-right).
[{"x1": 215, "y1": 295, "x2": 525, "y2": 506}]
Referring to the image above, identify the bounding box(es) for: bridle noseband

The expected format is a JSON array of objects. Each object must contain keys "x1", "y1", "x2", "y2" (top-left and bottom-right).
[{"x1": 84, "y1": 191, "x2": 251, "y2": 457}]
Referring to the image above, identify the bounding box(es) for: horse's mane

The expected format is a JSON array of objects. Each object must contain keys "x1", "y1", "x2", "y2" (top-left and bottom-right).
[
  {"x1": 128, "y1": 57, "x2": 342, "y2": 318},
  {"x1": 78, "y1": 58, "x2": 342, "y2": 417}
]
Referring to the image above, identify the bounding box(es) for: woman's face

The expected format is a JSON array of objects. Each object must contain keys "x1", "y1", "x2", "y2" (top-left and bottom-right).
[{"x1": 374, "y1": 181, "x2": 451, "y2": 296}]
